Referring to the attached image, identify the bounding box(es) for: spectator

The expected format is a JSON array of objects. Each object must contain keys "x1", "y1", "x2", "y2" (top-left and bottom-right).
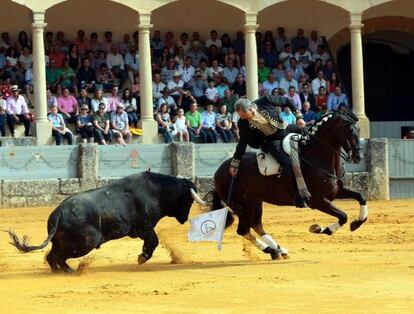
[
  {"x1": 327, "y1": 86, "x2": 348, "y2": 111},
  {"x1": 106, "y1": 44, "x2": 127, "y2": 88},
  {"x1": 174, "y1": 108, "x2": 189, "y2": 142},
  {"x1": 207, "y1": 45, "x2": 223, "y2": 65},
  {"x1": 67, "y1": 44, "x2": 81, "y2": 71},
  {"x1": 215, "y1": 104, "x2": 233, "y2": 143},
  {"x1": 279, "y1": 43, "x2": 293, "y2": 68},
  {"x1": 151, "y1": 30, "x2": 164, "y2": 59},
  {"x1": 111, "y1": 103, "x2": 132, "y2": 144},
  {"x1": 301, "y1": 101, "x2": 316, "y2": 126},
  {"x1": 327, "y1": 72, "x2": 340, "y2": 94},
  {"x1": 232, "y1": 31, "x2": 245, "y2": 56},
  {"x1": 60, "y1": 59, "x2": 77, "y2": 95},
  {"x1": 77, "y1": 58, "x2": 96, "y2": 92},
  {"x1": 74, "y1": 30, "x2": 89, "y2": 55},
  {"x1": 216, "y1": 78, "x2": 230, "y2": 100},
  {"x1": 164, "y1": 31, "x2": 176, "y2": 55},
  {"x1": 196, "y1": 60, "x2": 209, "y2": 81},
  {"x1": 152, "y1": 73, "x2": 166, "y2": 101},
  {"x1": 46, "y1": 88, "x2": 58, "y2": 112},
  {"x1": 225, "y1": 47, "x2": 240, "y2": 69},
  {"x1": 284, "y1": 86, "x2": 302, "y2": 110},
  {"x1": 18, "y1": 46, "x2": 32, "y2": 70},
  {"x1": 306, "y1": 58, "x2": 323, "y2": 80},
  {"x1": 94, "y1": 50, "x2": 107, "y2": 70},
  {"x1": 205, "y1": 81, "x2": 220, "y2": 104},
  {"x1": 161, "y1": 57, "x2": 181, "y2": 83},
  {"x1": 272, "y1": 61, "x2": 286, "y2": 82},
  {"x1": 187, "y1": 41, "x2": 207, "y2": 68},
  {"x1": 185, "y1": 101, "x2": 204, "y2": 142},
  {"x1": 297, "y1": 73, "x2": 309, "y2": 93},
  {"x1": 48, "y1": 45, "x2": 65, "y2": 69},
  {"x1": 221, "y1": 89, "x2": 238, "y2": 113},
  {"x1": 96, "y1": 63, "x2": 114, "y2": 92},
  {"x1": 122, "y1": 88, "x2": 138, "y2": 127},
  {"x1": 275, "y1": 27, "x2": 290, "y2": 54},
  {"x1": 222, "y1": 59, "x2": 238, "y2": 85},
  {"x1": 108, "y1": 86, "x2": 122, "y2": 113},
  {"x1": 291, "y1": 28, "x2": 309, "y2": 53},
  {"x1": 55, "y1": 31, "x2": 70, "y2": 53},
  {"x1": 124, "y1": 44, "x2": 139, "y2": 84},
  {"x1": 287, "y1": 57, "x2": 305, "y2": 81},
  {"x1": 311, "y1": 70, "x2": 327, "y2": 95},
  {"x1": 201, "y1": 103, "x2": 217, "y2": 143},
  {"x1": 309, "y1": 31, "x2": 322, "y2": 55},
  {"x1": 315, "y1": 86, "x2": 328, "y2": 117},
  {"x1": 118, "y1": 33, "x2": 131, "y2": 56},
  {"x1": 156, "y1": 103, "x2": 174, "y2": 143},
  {"x1": 279, "y1": 70, "x2": 298, "y2": 93},
  {"x1": 323, "y1": 59, "x2": 336, "y2": 81},
  {"x1": 89, "y1": 33, "x2": 102, "y2": 55},
  {"x1": 299, "y1": 82, "x2": 316, "y2": 111},
  {"x1": 294, "y1": 46, "x2": 312, "y2": 69},
  {"x1": 313, "y1": 44, "x2": 329, "y2": 65},
  {"x1": 280, "y1": 106, "x2": 296, "y2": 124},
  {"x1": 177, "y1": 32, "x2": 191, "y2": 54},
  {"x1": 181, "y1": 56, "x2": 195, "y2": 83},
  {"x1": 207, "y1": 59, "x2": 223, "y2": 82},
  {"x1": 77, "y1": 88, "x2": 92, "y2": 113},
  {"x1": 167, "y1": 71, "x2": 184, "y2": 102},
  {"x1": 205, "y1": 30, "x2": 222, "y2": 50},
  {"x1": 91, "y1": 88, "x2": 109, "y2": 112},
  {"x1": 57, "y1": 88, "x2": 77, "y2": 124},
  {"x1": 262, "y1": 73, "x2": 279, "y2": 95},
  {"x1": 191, "y1": 69, "x2": 208, "y2": 105},
  {"x1": 48, "y1": 105, "x2": 73, "y2": 145},
  {"x1": 77, "y1": 104, "x2": 94, "y2": 143},
  {"x1": 231, "y1": 73, "x2": 246, "y2": 98},
  {"x1": 103, "y1": 31, "x2": 114, "y2": 54},
  {"x1": 221, "y1": 33, "x2": 232, "y2": 55},
  {"x1": 258, "y1": 58, "x2": 271, "y2": 83},
  {"x1": 178, "y1": 85, "x2": 195, "y2": 114},
  {"x1": 44, "y1": 31, "x2": 54, "y2": 54},
  {"x1": 93, "y1": 103, "x2": 112, "y2": 145},
  {"x1": 158, "y1": 86, "x2": 176, "y2": 110},
  {"x1": 260, "y1": 41, "x2": 278, "y2": 68}
]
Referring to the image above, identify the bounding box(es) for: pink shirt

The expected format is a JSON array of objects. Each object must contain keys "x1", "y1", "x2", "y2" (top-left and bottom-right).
[
  {"x1": 108, "y1": 95, "x2": 121, "y2": 112},
  {"x1": 6, "y1": 95, "x2": 28, "y2": 115},
  {"x1": 57, "y1": 95, "x2": 77, "y2": 113}
]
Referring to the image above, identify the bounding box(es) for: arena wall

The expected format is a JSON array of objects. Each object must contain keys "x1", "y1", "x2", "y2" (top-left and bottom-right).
[{"x1": 0, "y1": 141, "x2": 390, "y2": 208}]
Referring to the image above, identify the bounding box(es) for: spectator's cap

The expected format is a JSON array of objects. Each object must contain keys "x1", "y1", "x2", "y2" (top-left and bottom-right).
[
  {"x1": 192, "y1": 40, "x2": 201, "y2": 47},
  {"x1": 117, "y1": 103, "x2": 124, "y2": 108},
  {"x1": 11, "y1": 85, "x2": 20, "y2": 92},
  {"x1": 173, "y1": 71, "x2": 181, "y2": 77},
  {"x1": 183, "y1": 83, "x2": 191, "y2": 90}
]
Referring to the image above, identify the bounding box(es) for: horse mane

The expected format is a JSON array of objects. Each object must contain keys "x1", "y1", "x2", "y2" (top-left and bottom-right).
[{"x1": 307, "y1": 112, "x2": 335, "y2": 136}]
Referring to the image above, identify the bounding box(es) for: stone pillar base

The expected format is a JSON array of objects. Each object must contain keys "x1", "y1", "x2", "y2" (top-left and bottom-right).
[
  {"x1": 34, "y1": 120, "x2": 52, "y2": 145},
  {"x1": 357, "y1": 115, "x2": 370, "y2": 139},
  {"x1": 137, "y1": 119, "x2": 158, "y2": 144}
]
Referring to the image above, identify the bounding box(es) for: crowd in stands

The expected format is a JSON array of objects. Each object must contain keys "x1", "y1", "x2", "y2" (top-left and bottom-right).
[{"x1": 0, "y1": 27, "x2": 349, "y2": 145}]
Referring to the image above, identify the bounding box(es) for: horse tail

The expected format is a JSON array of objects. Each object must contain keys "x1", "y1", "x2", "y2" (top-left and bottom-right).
[
  {"x1": 8, "y1": 210, "x2": 61, "y2": 253},
  {"x1": 212, "y1": 190, "x2": 234, "y2": 228}
]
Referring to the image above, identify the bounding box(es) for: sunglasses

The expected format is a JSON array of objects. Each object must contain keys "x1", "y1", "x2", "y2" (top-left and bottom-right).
[
  {"x1": 99, "y1": 107, "x2": 105, "y2": 110},
  {"x1": 81, "y1": 108, "x2": 88, "y2": 110}
]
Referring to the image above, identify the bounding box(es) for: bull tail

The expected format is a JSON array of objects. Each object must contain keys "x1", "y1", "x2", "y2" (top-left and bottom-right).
[
  {"x1": 212, "y1": 190, "x2": 234, "y2": 228},
  {"x1": 8, "y1": 210, "x2": 61, "y2": 253}
]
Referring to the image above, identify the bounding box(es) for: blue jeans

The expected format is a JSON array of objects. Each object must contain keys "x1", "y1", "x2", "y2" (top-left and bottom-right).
[
  {"x1": 158, "y1": 126, "x2": 173, "y2": 143},
  {"x1": 127, "y1": 111, "x2": 139, "y2": 127},
  {"x1": 216, "y1": 128, "x2": 232, "y2": 143}
]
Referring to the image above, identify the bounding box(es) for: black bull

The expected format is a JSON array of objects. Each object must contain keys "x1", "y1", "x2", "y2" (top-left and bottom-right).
[{"x1": 8, "y1": 172, "x2": 206, "y2": 273}]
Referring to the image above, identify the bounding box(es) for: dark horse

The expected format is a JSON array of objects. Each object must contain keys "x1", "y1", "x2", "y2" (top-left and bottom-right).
[{"x1": 211, "y1": 111, "x2": 368, "y2": 259}]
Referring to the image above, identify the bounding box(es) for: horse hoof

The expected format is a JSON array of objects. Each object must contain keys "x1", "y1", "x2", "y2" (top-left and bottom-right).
[
  {"x1": 309, "y1": 224, "x2": 323, "y2": 234},
  {"x1": 138, "y1": 254, "x2": 147, "y2": 265},
  {"x1": 350, "y1": 218, "x2": 367, "y2": 232},
  {"x1": 263, "y1": 247, "x2": 281, "y2": 260}
]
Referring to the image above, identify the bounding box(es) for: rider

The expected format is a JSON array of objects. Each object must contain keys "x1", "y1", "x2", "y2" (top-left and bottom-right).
[{"x1": 229, "y1": 95, "x2": 311, "y2": 207}]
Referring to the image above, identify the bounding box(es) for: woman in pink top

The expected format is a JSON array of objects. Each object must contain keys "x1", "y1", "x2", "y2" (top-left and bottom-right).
[
  {"x1": 107, "y1": 86, "x2": 121, "y2": 112},
  {"x1": 57, "y1": 88, "x2": 78, "y2": 123}
]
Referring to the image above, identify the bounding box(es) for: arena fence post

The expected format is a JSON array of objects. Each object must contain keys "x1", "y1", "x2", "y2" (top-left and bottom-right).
[
  {"x1": 78, "y1": 143, "x2": 99, "y2": 191},
  {"x1": 171, "y1": 142, "x2": 195, "y2": 180},
  {"x1": 367, "y1": 138, "x2": 389, "y2": 200}
]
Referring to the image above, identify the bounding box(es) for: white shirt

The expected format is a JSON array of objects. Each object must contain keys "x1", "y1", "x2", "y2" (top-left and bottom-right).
[
  {"x1": 262, "y1": 80, "x2": 279, "y2": 95},
  {"x1": 313, "y1": 52, "x2": 330, "y2": 65},
  {"x1": 309, "y1": 38, "x2": 322, "y2": 55},
  {"x1": 124, "y1": 52, "x2": 139, "y2": 72},
  {"x1": 294, "y1": 51, "x2": 313, "y2": 69},
  {"x1": 105, "y1": 53, "x2": 124, "y2": 70},
  {"x1": 0, "y1": 98, "x2": 7, "y2": 110},
  {"x1": 205, "y1": 87, "x2": 219, "y2": 100},
  {"x1": 311, "y1": 78, "x2": 327, "y2": 95},
  {"x1": 181, "y1": 65, "x2": 195, "y2": 83},
  {"x1": 279, "y1": 51, "x2": 293, "y2": 68},
  {"x1": 152, "y1": 81, "x2": 166, "y2": 99},
  {"x1": 158, "y1": 95, "x2": 176, "y2": 108},
  {"x1": 6, "y1": 95, "x2": 29, "y2": 115},
  {"x1": 167, "y1": 79, "x2": 184, "y2": 96},
  {"x1": 205, "y1": 38, "x2": 222, "y2": 49}
]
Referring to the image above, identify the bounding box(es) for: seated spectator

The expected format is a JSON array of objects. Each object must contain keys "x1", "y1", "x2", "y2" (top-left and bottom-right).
[
  {"x1": 158, "y1": 87, "x2": 176, "y2": 110},
  {"x1": 311, "y1": 70, "x2": 327, "y2": 95},
  {"x1": 205, "y1": 30, "x2": 222, "y2": 50},
  {"x1": 111, "y1": 103, "x2": 131, "y2": 144},
  {"x1": 94, "y1": 50, "x2": 107, "y2": 70},
  {"x1": 299, "y1": 82, "x2": 316, "y2": 111},
  {"x1": 258, "y1": 58, "x2": 271, "y2": 83},
  {"x1": 291, "y1": 28, "x2": 309, "y2": 53},
  {"x1": 93, "y1": 103, "x2": 112, "y2": 145},
  {"x1": 122, "y1": 88, "x2": 138, "y2": 127},
  {"x1": 164, "y1": 31, "x2": 176, "y2": 55},
  {"x1": 60, "y1": 59, "x2": 78, "y2": 95},
  {"x1": 323, "y1": 59, "x2": 336, "y2": 81},
  {"x1": 177, "y1": 32, "x2": 191, "y2": 54},
  {"x1": 124, "y1": 44, "x2": 139, "y2": 84},
  {"x1": 201, "y1": 103, "x2": 217, "y2": 143},
  {"x1": 222, "y1": 59, "x2": 238, "y2": 85},
  {"x1": 77, "y1": 104, "x2": 94, "y2": 143},
  {"x1": 185, "y1": 101, "x2": 204, "y2": 142},
  {"x1": 181, "y1": 56, "x2": 195, "y2": 83},
  {"x1": 280, "y1": 106, "x2": 296, "y2": 124},
  {"x1": 48, "y1": 45, "x2": 65, "y2": 69},
  {"x1": 74, "y1": 30, "x2": 89, "y2": 55},
  {"x1": 174, "y1": 108, "x2": 189, "y2": 142},
  {"x1": 301, "y1": 101, "x2": 316, "y2": 126},
  {"x1": 232, "y1": 30, "x2": 245, "y2": 56},
  {"x1": 284, "y1": 86, "x2": 302, "y2": 110},
  {"x1": 208, "y1": 45, "x2": 223, "y2": 65},
  {"x1": 55, "y1": 31, "x2": 70, "y2": 54},
  {"x1": 196, "y1": 60, "x2": 209, "y2": 81},
  {"x1": 118, "y1": 33, "x2": 131, "y2": 56},
  {"x1": 18, "y1": 46, "x2": 32, "y2": 71},
  {"x1": 216, "y1": 78, "x2": 230, "y2": 100},
  {"x1": 48, "y1": 105, "x2": 73, "y2": 145},
  {"x1": 315, "y1": 86, "x2": 328, "y2": 118},
  {"x1": 313, "y1": 44, "x2": 329, "y2": 65},
  {"x1": 67, "y1": 44, "x2": 81, "y2": 71},
  {"x1": 44, "y1": 31, "x2": 54, "y2": 54},
  {"x1": 231, "y1": 73, "x2": 246, "y2": 98},
  {"x1": 287, "y1": 57, "x2": 305, "y2": 81},
  {"x1": 187, "y1": 41, "x2": 207, "y2": 68},
  {"x1": 207, "y1": 59, "x2": 223, "y2": 82},
  {"x1": 89, "y1": 33, "x2": 102, "y2": 55},
  {"x1": 215, "y1": 104, "x2": 232, "y2": 143},
  {"x1": 327, "y1": 72, "x2": 340, "y2": 94},
  {"x1": 262, "y1": 73, "x2": 279, "y2": 95},
  {"x1": 151, "y1": 30, "x2": 165, "y2": 60},
  {"x1": 167, "y1": 71, "x2": 184, "y2": 102},
  {"x1": 91, "y1": 88, "x2": 109, "y2": 112},
  {"x1": 77, "y1": 88, "x2": 92, "y2": 112},
  {"x1": 279, "y1": 70, "x2": 299, "y2": 93},
  {"x1": 156, "y1": 103, "x2": 174, "y2": 143},
  {"x1": 306, "y1": 58, "x2": 323, "y2": 81},
  {"x1": 77, "y1": 58, "x2": 96, "y2": 92},
  {"x1": 309, "y1": 31, "x2": 322, "y2": 55},
  {"x1": 225, "y1": 47, "x2": 240, "y2": 68},
  {"x1": 221, "y1": 89, "x2": 238, "y2": 113},
  {"x1": 294, "y1": 46, "x2": 312, "y2": 69},
  {"x1": 178, "y1": 86, "x2": 195, "y2": 114},
  {"x1": 161, "y1": 57, "x2": 180, "y2": 82},
  {"x1": 106, "y1": 44, "x2": 127, "y2": 88},
  {"x1": 57, "y1": 88, "x2": 77, "y2": 124},
  {"x1": 327, "y1": 86, "x2": 348, "y2": 112},
  {"x1": 278, "y1": 43, "x2": 293, "y2": 68},
  {"x1": 46, "y1": 59, "x2": 62, "y2": 93},
  {"x1": 46, "y1": 88, "x2": 58, "y2": 112},
  {"x1": 152, "y1": 73, "x2": 166, "y2": 101},
  {"x1": 108, "y1": 86, "x2": 121, "y2": 112},
  {"x1": 190, "y1": 69, "x2": 208, "y2": 105},
  {"x1": 260, "y1": 41, "x2": 278, "y2": 68}
]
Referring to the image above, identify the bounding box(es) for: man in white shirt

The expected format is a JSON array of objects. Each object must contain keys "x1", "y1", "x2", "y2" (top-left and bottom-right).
[
  {"x1": 311, "y1": 70, "x2": 327, "y2": 95},
  {"x1": 106, "y1": 44, "x2": 127, "y2": 88},
  {"x1": 6, "y1": 85, "x2": 31, "y2": 136},
  {"x1": 313, "y1": 44, "x2": 330, "y2": 65},
  {"x1": 124, "y1": 45, "x2": 139, "y2": 84},
  {"x1": 279, "y1": 70, "x2": 299, "y2": 93},
  {"x1": 152, "y1": 73, "x2": 166, "y2": 101},
  {"x1": 176, "y1": 32, "x2": 191, "y2": 54},
  {"x1": 262, "y1": 73, "x2": 279, "y2": 95},
  {"x1": 309, "y1": 31, "x2": 322, "y2": 55},
  {"x1": 294, "y1": 46, "x2": 313, "y2": 69},
  {"x1": 167, "y1": 71, "x2": 184, "y2": 102},
  {"x1": 181, "y1": 56, "x2": 195, "y2": 83},
  {"x1": 279, "y1": 43, "x2": 294, "y2": 69},
  {"x1": 205, "y1": 30, "x2": 222, "y2": 50}
]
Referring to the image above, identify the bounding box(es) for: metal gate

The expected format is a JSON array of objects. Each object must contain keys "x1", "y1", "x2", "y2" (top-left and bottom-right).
[{"x1": 388, "y1": 139, "x2": 414, "y2": 199}]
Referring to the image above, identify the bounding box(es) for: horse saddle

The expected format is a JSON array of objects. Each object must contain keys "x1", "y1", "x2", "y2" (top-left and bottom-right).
[{"x1": 256, "y1": 133, "x2": 305, "y2": 176}]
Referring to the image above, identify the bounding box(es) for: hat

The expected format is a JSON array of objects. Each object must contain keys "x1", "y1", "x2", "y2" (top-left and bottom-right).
[
  {"x1": 117, "y1": 103, "x2": 124, "y2": 108},
  {"x1": 173, "y1": 71, "x2": 181, "y2": 77},
  {"x1": 192, "y1": 40, "x2": 201, "y2": 47},
  {"x1": 11, "y1": 85, "x2": 20, "y2": 92}
]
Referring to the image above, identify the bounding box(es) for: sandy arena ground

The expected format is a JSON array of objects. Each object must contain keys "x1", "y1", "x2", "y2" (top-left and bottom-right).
[{"x1": 0, "y1": 200, "x2": 413, "y2": 313}]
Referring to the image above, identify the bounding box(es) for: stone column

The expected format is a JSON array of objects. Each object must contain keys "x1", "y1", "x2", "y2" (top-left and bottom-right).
[
  {"x1": 367, "y1": 138, "x2": 389, "y2": 200},
  {"x1": 244, "y1": 12, "x2": 259, "y2": 100},
  {"x1": 350, "y1": 13, "x2": 370, "y2": 138},
  {"x1": 32, "y1": 12, "x2": 50, "y2": 145},
  {"x1": 137, "y1": 12, "x2": 158, "y2": 144}
]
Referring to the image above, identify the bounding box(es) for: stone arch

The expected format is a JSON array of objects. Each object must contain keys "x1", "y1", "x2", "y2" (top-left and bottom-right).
[
  {"x1": 0, "y1": 0, "x2": 32, "y2": 37},
  {"x1": 152, "y1": 0, "x2": 247, "y2": 14}
]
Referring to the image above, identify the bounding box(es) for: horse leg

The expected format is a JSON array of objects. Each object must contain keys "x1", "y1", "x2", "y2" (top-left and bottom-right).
[
  {"x1": 242, "y1": 231, "x2": 281, "y2": 260},
  {"x1": 336, "y1": 187, "x2": 368, "y2": 231},
  {"x1": 252, "y1": 221, "x2": 289, "y2": 258},
  {"x1": 309, "y1": 198, "x2": 347, "y2": 236}
]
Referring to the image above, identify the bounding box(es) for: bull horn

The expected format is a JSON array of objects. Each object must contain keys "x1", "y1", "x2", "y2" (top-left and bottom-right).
[{"x1": 190, "y1": 188, "x2": 206, "y2": 206}]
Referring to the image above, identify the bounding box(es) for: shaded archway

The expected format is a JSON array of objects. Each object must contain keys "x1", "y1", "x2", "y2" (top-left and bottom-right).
[
  {"x1": 0, "y1": 0, "x2": 32, "y2": 38},
  {"x1": 152, "y1": 0, "x2": 245, "y2": 39}
]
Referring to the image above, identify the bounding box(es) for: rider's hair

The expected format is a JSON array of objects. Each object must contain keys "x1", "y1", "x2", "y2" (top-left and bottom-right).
[{"x1": 235, "y1": 98, "x2": 252, "y2": 113}]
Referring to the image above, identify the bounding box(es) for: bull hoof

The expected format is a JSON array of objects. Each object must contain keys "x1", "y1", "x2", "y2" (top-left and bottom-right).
[
  {"x1": 263, "y1": 246, "x2": 281, "y2": 260},
  {"x1": 138, "y1": 254, "x2": 147, "y2": 265},
  {"x1": 350, "y1": 218, "x2": 367, "y2": 232},
  {"x1": 309, "y1": 224, "x2": 323, "y2": 234}
]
